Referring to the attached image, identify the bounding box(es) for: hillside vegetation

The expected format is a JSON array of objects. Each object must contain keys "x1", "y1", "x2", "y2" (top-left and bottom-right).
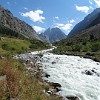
[
  {"x1": 0, "y1": 5, "x2": 63, "y2": 100},
  {"x1": 53, "y1": 28, "x2": 100, "y2": 62},
  {"x1": 0, "y1": 22, "x2": 55, "y2": 100},
  {"x1": 0, "y1": 24, "x2": 50, "y2": 56},
  {"x1": 0, "y1": 34, "x2": 59, "y2": 100},
  {"x1": 0, "y1": 25, "x2": 61, "y2": 100},
  {"x1": 0, "y1": 36, "x2": 50, "y2": 56},
  {"x1": 68, "y1": 8, "x2": 100, "y2": 37}
]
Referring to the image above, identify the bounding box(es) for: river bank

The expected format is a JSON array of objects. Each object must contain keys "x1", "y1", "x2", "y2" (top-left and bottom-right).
[
  {"x1": 0, "y1": 47, "x2": 63, "y2": 100},
  {"x1": 13, "y1": 48, "x2": 100, "y2": 100},
  {"x1": 14, "y1": 48, "x2": 63, "y2": 100},
  {"x1": 52, "y1": 48, "x2": 100, "y2": 62}
]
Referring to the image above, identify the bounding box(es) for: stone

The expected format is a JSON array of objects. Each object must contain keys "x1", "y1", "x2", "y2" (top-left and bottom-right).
[
  {"x1": 55, "y1": 87, "x2": 61, "y2": 92},
  {"x1": 83, "y1": 69, "x2": 100, "y2": 77},
  {"x1": 66, "y1": 96, "x2": 79, "y2": 100},
  {"x1": 52, "y1": 61, "x2": 56, "y2": 64},
  {"x1": 47, "y1": 91, "x2": 52, "y2": 95},
  {"x1": 0, "y1": 75, "x2": 6, "y2": 81},
  {"x1": 45, "y1": 73, "x2": 50, "y2": 78},
  {"x1": 50, "y1": 82, "x2": 61, "y2": 88},
  {"x1": 85, "y1": 70, "x2": 93, "y2": 75}
]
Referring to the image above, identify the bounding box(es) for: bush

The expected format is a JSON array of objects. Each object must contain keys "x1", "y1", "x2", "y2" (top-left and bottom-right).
[
  {"x1": 72, "y1": 44, "x2": 82, "y2": 52},
  {"x1": 91, "y1": 42, "x2": 100, "y2": 52},
  {"x1": 2, "y1": 44, "x2": 10, "y2": 50},
  {"x1": 85, "y1": 52, "x2": 94, "y2": 56}
]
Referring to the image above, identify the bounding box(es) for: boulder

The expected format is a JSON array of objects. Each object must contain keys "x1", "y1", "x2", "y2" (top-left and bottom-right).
[
  {"x1": 47, "y1": 90, "x2": 52, "y2": 95},
  {"x1": 45, "y1": 73, "x2": 50, "y2": 78},
  {"x1": 66, "y1": 96, "x2": 79, "y2": 100},
  {"x1": 52, "y1": 61, "x2": 56, "y2": 64},
  {"x1": 55, "y1": 87, "x2": 61, "y2": 92},
  {"x1": 50, "y1": 82, "x2": 61, "y2": 88},
  {"x1": 84, "y1": 70, "x2": 93, "y2": 75},
  {"x1": 83, "y1": 69, "x2": 100, "y2": 77},
  {"x1": 0, "y1": 75, "x2": 6, "y2": 81}
]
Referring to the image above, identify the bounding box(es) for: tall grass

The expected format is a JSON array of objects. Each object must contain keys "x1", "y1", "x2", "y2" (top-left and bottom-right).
[{"x1": 0, "y1": 58, "x2": 61, "y2": 100}]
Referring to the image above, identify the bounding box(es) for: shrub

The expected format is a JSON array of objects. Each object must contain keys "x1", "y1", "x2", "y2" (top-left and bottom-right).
[
  {"x1": 72, "y1": 44, "x2": 82, "y2": 52},
  {"x1": 85, "y1": 52, "x2": 94, "y2": 56},
  {"x1": 2, "y1": 44, "x2": 10, "y2": 50},
  {"x1": 91, "y1": 42, "x2": 100, "y2": 52}
]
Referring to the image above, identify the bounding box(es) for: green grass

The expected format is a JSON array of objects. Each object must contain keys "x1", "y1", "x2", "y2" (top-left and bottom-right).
[
  {"x1": 53, "y1": 40, "x2": 100, "y2": 62},
  {"x1": 0, "y1": 20, "x2": 61, "y2": 100},
  {"x1": 0, "y1": 37, "x2": 50, "y2": 56},
  {"x1": 0, "y1": 23, "x2": 51, "y2": 56},
  {"x1": 0, "y1": 37, "x2": 30, "y2": 55},
  {"x1": 0, "y1": 29, "x2": 60, "y2": 99}
]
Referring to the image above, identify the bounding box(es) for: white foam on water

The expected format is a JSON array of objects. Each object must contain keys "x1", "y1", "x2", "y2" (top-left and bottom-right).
[
  {"x1": 31, "y1": 47, "x2": 55, "y2": 55},
  {"x1": 39, "y1": 53, "x2": 100, "y2": 100}
]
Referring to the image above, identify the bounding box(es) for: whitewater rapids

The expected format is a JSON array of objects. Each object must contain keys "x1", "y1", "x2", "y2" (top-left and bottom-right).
[{"x1": 37, "y1": 52, "x2": 100, "y2": 100}]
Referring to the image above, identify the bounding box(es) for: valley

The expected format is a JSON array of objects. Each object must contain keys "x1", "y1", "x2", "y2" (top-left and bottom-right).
[{"x1": 0, "y1": 1, "x2": 100, "y2": 100}]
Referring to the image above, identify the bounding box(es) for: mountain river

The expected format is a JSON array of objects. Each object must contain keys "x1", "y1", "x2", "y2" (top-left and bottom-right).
[{"x1": 31, "y1": 48, "x2": 100, "y2": 100}]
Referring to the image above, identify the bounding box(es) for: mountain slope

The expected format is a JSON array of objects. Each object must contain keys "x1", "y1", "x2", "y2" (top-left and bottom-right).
[
  {"x1": 53, "y1": 10, "x2": 100, "y2": 62},
  {"x1": 55, "y1": 23, "x2": 100, "y2": 46},
  {"x1": 39, "y1": 33, "x2": 50, "y2": 43},
  {"x1": 68, "y1": 8, "x2": 100, "y2": 37},
  {"x1": 41, "y1": 28, "x2": 67, "y2": 43},
  {"x1": 53, "y1": 23, "x2": 100, "y2": 61},
  {"x1": 0, "y1": 5, "x2": 41, "y2": 40}
]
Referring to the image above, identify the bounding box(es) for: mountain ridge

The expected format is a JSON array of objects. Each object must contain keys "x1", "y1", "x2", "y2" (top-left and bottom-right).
[
  {"x1": 68, "y1": 8, "x2": 100, "y2": 37},
  {"x1": 53, "y1": 8, "x2": 100, "y2": 62},
  {"x1": 0, "y1": 5, "x2": 41, "y2": 40}
]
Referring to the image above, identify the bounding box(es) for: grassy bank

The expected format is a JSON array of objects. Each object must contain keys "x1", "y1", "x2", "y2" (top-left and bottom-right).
[
  {"x1": 0, "y1": 37, "x2": 62, "y2": 100},
  {"x1": 0, "y1": 36, "x2": 50, "y2": 56},
  {"x1": 53, "y1": 40, "x2": 100, "y2": 62},
  {"x1": 0, "y1": 58, "x2": 62, "y2": 100},
  {"x1": 53, "y1": 48, "x2": 100, "y2": 62}
]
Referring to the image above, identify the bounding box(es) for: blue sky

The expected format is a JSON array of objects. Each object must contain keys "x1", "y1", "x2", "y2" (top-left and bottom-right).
[{"x1": 0, "y1": 0, "x2": 100, "y2": 35}]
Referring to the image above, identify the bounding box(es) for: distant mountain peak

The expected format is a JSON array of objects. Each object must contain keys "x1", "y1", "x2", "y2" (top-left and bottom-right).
[{"x1": 40, "y1": 27, "x2": 67, "y2": 43}]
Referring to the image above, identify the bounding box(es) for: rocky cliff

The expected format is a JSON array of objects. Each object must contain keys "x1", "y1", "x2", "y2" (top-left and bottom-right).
[{"x1": 0, "y1": 5, "x2": 41, "y2": 40}]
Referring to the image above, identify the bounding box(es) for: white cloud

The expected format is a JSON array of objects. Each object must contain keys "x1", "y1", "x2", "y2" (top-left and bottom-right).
[
  {"x1": 54, "y1": 16, "x2": 59, "y2": 20},
  {"x1": 55, "y1": 23, "x2": 72, "y2": 31},
  {"x1": 21, "y1": 9, "x2": 45, "y2": 23},
  {"x1": 54, "y1": 19, "x2": 75, "y2": 33},
  {"x1": 32, "y1": 26, "x2": 45, "y2": 34},
  {"x1": 89, "y1": 0, "x2": 93, "y2": 4},
  {"x1": 94, "y1": 0, "x2": 100, "y2": 7},
  {"x1": 69, "y1": 19, "x2": 75, "y2": 23},
  {"x1": 76, "y1": 5, "x2": 90, "y2": 13},
  {"x1": 90, "y1": 6, "x2": 94, "y2": 10}
]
